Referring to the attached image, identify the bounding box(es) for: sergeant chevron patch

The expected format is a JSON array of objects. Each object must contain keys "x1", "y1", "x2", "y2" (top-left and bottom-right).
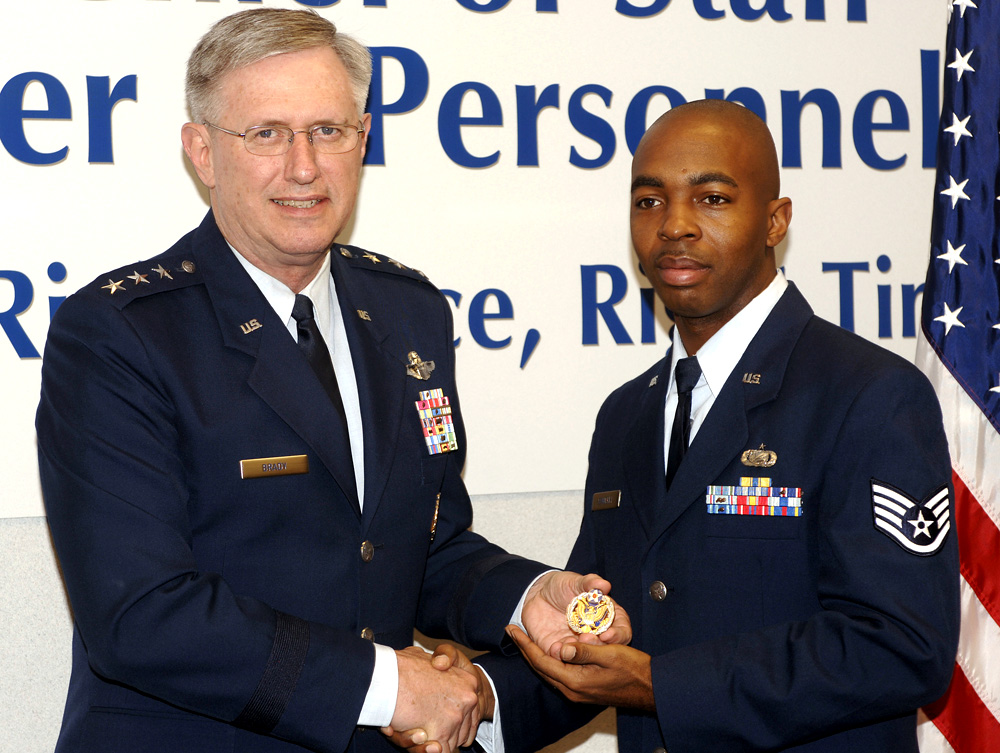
[{"x1": 870, "y1": 479, "x2": 950, "y2": 556}]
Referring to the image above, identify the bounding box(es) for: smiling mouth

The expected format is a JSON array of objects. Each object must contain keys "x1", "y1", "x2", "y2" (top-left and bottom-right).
[{"x1": 273, "y1": 199, "x2": 321, "y2": 209}]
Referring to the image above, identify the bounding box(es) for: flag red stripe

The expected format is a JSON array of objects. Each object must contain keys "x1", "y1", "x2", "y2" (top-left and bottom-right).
[
  {"x1": 925, "y1": 663, "x2": 1000, "y2": 752},
  {"x1": 952, "y1": 471, "x2": 1000, "y2": 628}
]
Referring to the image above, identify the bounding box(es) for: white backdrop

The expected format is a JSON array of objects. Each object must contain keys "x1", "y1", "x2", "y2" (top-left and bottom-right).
[
  {"x1": 0, "y1": 2, "x2": 953, "y2": 752},
  {"x1": 2, "y1": 0, "x2": 948, "y2": 517}
]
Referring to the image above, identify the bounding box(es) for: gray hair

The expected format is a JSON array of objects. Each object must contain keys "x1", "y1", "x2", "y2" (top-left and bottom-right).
[{"x1": 185, "y1": 8, "x2": 372, "y2": 124}]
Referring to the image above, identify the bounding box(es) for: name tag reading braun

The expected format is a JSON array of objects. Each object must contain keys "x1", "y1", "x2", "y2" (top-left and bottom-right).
[
  {"x1": 240, "y1": 454, "x2": 309, "y2": 479},
  {"x1": 566, "y1": 589, "x2": 615, "y2": 635}
]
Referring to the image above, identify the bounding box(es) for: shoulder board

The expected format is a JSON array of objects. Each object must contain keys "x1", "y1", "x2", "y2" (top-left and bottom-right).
[
  {"x1": 334, "y1": 244, "x2": 434, "y2": 285},
  {"x1": 87, "y1": 254, "x2": 203, "y2": 310}
]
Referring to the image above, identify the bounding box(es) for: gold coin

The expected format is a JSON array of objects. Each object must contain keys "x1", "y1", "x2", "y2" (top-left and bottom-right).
[{"x1": 566, "y1": 589, "x2": 615, "y2": 635}]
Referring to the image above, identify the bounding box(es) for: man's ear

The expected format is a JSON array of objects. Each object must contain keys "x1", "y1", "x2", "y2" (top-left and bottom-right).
[
  {"x1": 766, "y1": 197, "x2": 792, "y2": 248},
  {"x1": 358, "y1": 111, "x2": 372, "y2": 161},
  {"x1": 181, "y1": 122, "x2": 216, "y2": 189}
]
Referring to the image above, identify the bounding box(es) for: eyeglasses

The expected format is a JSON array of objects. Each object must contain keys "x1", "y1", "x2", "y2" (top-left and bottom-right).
[{"x1": 204, "y1": 122, "x2": 365, "y2": 156}]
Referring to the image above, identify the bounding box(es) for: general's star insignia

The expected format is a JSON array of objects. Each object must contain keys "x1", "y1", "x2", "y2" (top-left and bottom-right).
[
  {"x1": 389, "y1": 259, "x2": 406, "y2": 269},
  {"x1": 871, "y1": 480, "x2": 950, "y2": 556},
  {"x1": 128, "y1": 270, "x2": 150, "y2": 285},
  {"x1": 152, "y1": 264, "x2": 173, "y2": 280},
  {"x1": 102, "y1": 278, "x2": 125, "y2": 295},
  {"x1": 363, "y1": 252, "x2": 381, "y2": 264}
]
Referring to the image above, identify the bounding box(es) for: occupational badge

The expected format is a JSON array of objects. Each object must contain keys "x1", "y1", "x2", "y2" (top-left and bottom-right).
[
  {"x1": 741, "y1": 444, "x2": 777, "y2": 468},
  {"x1": 871, "y1": 479, "x2": 950, "y2": 556},
  {"x1": 566, "y1": 589, "x2": 615, "y2": 635},
  {"x1": 415, "y1": 388, "x2": 458, "y2": 454},
  {"x1": 406, "y1": 351, "x2": 435, "y2": 380}
]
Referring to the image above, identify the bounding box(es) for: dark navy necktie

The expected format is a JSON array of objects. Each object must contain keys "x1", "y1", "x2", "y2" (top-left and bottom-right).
[
  {"x1": 291, "y1": 294, "x2": 356, "y2": 492},
  {"x1": 665, "y1": 356, "x2": 702, "y2": 492}
]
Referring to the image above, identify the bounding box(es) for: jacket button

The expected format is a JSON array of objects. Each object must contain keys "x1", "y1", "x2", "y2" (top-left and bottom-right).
[
  {"x1": 360, "y1": 540, "x2": 374, "y2": 562},
  {"x1": 652, "y1": 748, "x2": 667, "y2": 753},
  {"x1": 649, "y1": 581, "x2": 668, "y2": 601},
  {"x1": 360, "y1": 627, "x2": 374, "y2": 641}
]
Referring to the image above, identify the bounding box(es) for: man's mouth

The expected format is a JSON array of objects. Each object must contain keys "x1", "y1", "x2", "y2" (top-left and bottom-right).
[{"x1": 273, "y1": 199, "x2": 321, "y2": 209}]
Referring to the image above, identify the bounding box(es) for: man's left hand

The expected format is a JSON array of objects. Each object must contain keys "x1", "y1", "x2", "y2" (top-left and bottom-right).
[
  {"x1": 506, "y1": 625, "x2": 654, "y2": 712},
  {"x1": 520, "y1": 571, "x2": 632, "y2": 656}
]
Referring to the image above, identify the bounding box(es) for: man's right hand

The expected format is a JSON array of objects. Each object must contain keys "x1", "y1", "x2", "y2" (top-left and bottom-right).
[
  {"x1": 384, "y1": 646, "x2": 484, "y2": 753},
  {"x1": 382, "y1": 644, "x2": 493, "y2": 753}
]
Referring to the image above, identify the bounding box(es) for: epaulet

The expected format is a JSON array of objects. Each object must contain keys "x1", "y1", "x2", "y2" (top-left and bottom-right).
[
  {"x1": 334, "y1": 243, "x2": 434, "y2": 286},
  {"x1": 87, "y1": 254, "x2": 203, "y2": 310}
]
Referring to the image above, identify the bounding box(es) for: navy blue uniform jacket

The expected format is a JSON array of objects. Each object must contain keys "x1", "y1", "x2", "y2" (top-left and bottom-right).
[
  {"x1": 481, "y1": 283, "x2": 959, "y2": 752},
  {"x1": 37, "y1": 211, "x2": 546, "y2": 753}
]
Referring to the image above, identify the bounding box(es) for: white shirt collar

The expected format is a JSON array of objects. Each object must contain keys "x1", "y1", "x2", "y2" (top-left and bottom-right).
[
  {"x1": 669, "y1": 270, "x2": 788, "y2": 398},
  {"x1": 229, "y1": 247, "x2": 334, "y2": 350}
]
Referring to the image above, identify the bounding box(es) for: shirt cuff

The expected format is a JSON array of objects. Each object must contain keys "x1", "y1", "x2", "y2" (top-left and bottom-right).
[
  {"x1": 357, "y1": 643, "x2": 398, "y2": 728},
  {"x1": 509, "y1": 569, "x2": 558, "y2": 629},
  {"x1": 474, "y1": 664, "x2": 504, "y2": 753}
]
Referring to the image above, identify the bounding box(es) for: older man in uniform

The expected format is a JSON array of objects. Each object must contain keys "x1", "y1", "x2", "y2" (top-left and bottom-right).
[{"x1": 36, "y1": 9, "x2": 627, "y2": 753}]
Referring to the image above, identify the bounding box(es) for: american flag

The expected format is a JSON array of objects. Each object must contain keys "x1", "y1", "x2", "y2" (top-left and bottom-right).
[{"x1": 916, "y1": 1, "x2": 1000, "y2": 750}]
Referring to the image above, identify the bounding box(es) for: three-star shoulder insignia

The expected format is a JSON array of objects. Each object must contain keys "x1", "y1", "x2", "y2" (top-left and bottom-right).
[{"x1": 96, "y1": 258, "x2": 200, "y2": 302}]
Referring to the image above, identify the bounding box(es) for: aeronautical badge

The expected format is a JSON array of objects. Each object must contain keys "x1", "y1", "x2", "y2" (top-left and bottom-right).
[
  {"x1": 415, "y1": 388, "x2": 458, "y2": 455},
  {"x1": 870, "y1": 479, "x2": 950, "y2": 556},
  {"x1": 566, "y1": 589, "x2": 615, "y2": 635}
]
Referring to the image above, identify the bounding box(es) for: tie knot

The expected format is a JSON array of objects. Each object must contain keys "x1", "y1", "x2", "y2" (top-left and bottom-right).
[
  {"x1": 291, "y1": 294, "x2": 315, "y2": 325},
  {"x1": 674, "y1": 356, "x2": 701, "y2": 395}
]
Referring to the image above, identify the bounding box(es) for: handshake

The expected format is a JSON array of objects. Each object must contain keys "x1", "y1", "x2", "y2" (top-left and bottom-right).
[{"x1": 381, "y1": 571, "x2": 633, "y2": 753}]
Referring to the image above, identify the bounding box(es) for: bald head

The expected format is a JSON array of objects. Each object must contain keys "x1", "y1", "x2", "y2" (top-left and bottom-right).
[{"x1": 639, "y1": 100, "x2": 781, "y2": 200}]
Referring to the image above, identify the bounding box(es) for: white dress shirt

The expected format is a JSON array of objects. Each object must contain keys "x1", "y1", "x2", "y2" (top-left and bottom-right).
[
  {"x1": 230, "y1": 248, "x2": 397, "y2": 727},
  {"x1": 663, "y1": 272, "x2": 787, "y2": 474}
]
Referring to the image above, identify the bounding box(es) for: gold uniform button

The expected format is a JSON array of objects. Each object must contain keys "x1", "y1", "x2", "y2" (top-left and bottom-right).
[
  {"x1": 360, "y1": 627, "x2": 374, "y2": 641},
  {"x1": 181, "y1": 260, "x2": 196, "y2": 274},
  {"x1": 360, "y1": 540, "x2": 374, "y2": 562},
  {"x1": 652, "y1": 748, "x2": 667, "y2": 753},
  {"x1": 649, "y1": 581, "x2": 668, "y2": 602}
]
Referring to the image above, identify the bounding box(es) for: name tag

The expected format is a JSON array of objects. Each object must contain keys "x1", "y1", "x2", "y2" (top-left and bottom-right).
[
  {"x1": 592, "y1": 490, "x2": 621, "y2": 511},
  {"x1": 240, "y1": 455, "x2": 309, "y2": 479}
]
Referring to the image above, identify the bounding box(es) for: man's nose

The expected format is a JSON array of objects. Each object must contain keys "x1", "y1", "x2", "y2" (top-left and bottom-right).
[
  {"x1": 658, "y1": 203, "x2": 699, "y2": 241},
  {"x1": 284, "y1": 132, "x2": 320, "y2": 183}
]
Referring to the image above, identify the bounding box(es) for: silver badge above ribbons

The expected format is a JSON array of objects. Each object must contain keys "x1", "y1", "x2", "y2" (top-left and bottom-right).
[{"x1": 406, "y1": 351, "x2": 435, "y2": 380}]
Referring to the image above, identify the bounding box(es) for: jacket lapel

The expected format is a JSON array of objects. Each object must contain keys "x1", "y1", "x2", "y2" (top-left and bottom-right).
[
  {"x1": 329, "y1": 250, "x2": 408, "y2": 527},
  {"x1": 645, "y1": 284, "x2": 815, "y2": 543},
  {"x1": 194, "y1": 213, "x2": 361, "y2": 515},
  {"x1": 622, "y1": 350, "x2": 672, "y2": 539}
]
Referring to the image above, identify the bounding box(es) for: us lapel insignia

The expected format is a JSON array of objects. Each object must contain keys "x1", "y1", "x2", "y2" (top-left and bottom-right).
[
  {"x1": 406, "y1": 351, "x2": 435, "y2": 380},
  {"x1": 741, "y1": 443, "x2": 777, "y2": 467},
  {"x1": 706, "y1": 478, "x2": 803, "y2": 517},
  {"x1": 871, "y1": 479, "x2": 950, "y2": 556},
  {"x1": 240, "y1": 319, "x2": 262, "y2": 334},
  {"x1": 742, "y1": 372, "x2": 762, "y2": 384},
  {"x1": 416, "y1": 388, "x2": 458, "y2": 454},
  {"x1": 648, "y1": 375, "x2": 658, "y2": 387},
  {"x1": 357, "y1": 310, "x2": 371, "y2": 321}
]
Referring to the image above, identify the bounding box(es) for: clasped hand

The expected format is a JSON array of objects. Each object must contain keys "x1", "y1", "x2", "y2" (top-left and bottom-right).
[{"x1": 382, "y1": 571, "x2": 632, "y2": 752}]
